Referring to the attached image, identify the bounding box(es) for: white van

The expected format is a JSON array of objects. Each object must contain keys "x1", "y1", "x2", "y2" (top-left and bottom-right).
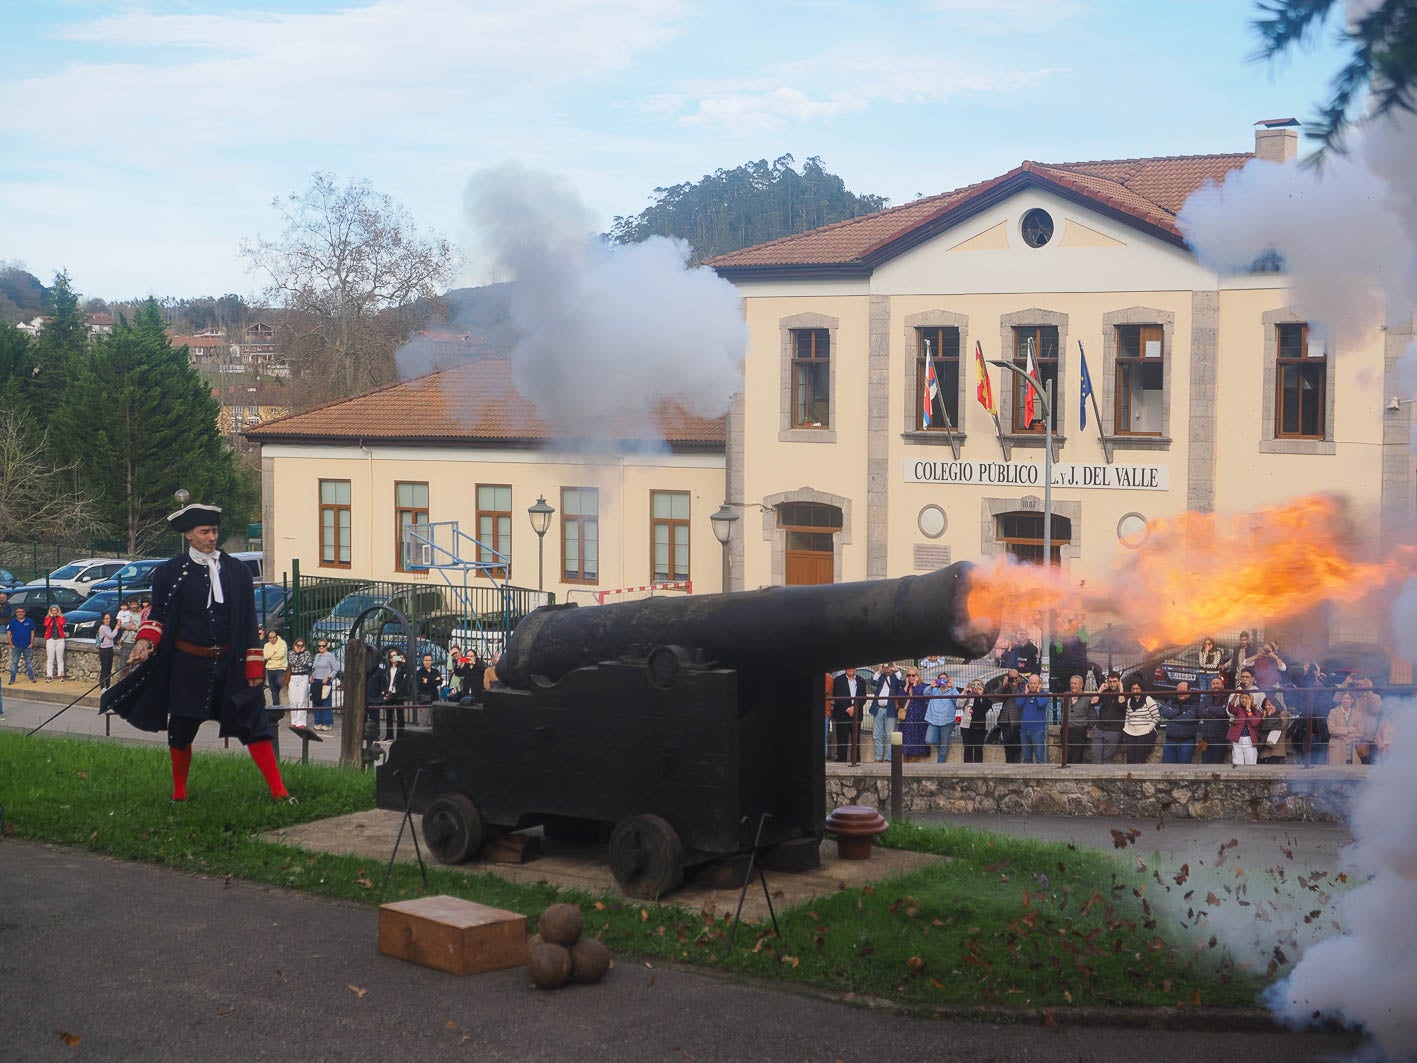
[{"x1": 230, "y1": 551, "x2": 264, "y2": 582}]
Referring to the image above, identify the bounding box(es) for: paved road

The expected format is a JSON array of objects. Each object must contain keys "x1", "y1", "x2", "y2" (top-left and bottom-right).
[{"x1": 0, "y1": 840, "x2": 1364, "y2": 1063}]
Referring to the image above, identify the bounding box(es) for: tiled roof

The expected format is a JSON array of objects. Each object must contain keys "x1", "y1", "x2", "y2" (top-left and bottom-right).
[
  {"x1": 243, "y1": 357, "x2": 726, "y2": 449},
  {"x1": 707, "y1": 152, "x2": 1252, "y2": 270}
]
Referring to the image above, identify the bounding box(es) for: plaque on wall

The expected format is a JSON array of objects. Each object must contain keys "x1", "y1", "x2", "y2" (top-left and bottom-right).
[{"x1": 913, "y1": 544, "x2": 952, "y2": 571}]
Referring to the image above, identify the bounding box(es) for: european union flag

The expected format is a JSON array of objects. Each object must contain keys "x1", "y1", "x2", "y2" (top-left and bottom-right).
[{"x1": 1079, "y1": 344, "x2": 1094, "y2": 430}]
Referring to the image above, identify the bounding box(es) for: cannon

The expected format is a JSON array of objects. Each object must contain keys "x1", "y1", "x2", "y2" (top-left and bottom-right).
[{"x1": 375, "y1": 562, "x2": 996, "y2": 897}]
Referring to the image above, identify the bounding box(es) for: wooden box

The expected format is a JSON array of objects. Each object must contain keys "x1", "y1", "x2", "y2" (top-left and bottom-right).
[{"x1": 378, "y1": 895, "x2": 527, "y2": 975}]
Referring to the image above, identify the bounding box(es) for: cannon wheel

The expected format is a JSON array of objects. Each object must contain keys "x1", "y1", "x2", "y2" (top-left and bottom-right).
[
  {"x1": 422, "y1": 793, "x2": 483, "y2": 865},
  {"x1": 609, "y1": 814, "x2": 684, "y2": 898}
]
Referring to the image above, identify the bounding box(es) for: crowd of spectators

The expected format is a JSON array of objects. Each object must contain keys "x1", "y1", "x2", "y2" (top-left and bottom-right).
[{"x1": 832, "y1": 628, "x2": 1401, "y2": 768}]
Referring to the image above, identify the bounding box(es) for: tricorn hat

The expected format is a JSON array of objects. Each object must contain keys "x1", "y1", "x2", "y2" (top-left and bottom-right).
[{"x1": 168, "y1": 503, "x2": 223, "y2": 533}]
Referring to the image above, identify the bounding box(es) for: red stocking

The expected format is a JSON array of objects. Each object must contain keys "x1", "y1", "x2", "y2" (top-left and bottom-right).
[
  {"x1": 247, "y1": 739, "x2": 289, "y2": 799},
  {"x1": 170, "y1": 745, "x2": 193, "y2": 801}
]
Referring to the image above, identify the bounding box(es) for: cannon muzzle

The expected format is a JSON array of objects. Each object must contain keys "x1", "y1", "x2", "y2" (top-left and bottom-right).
[{"x1": 498, "y1": 561, "x2": 995, "y2": 689}]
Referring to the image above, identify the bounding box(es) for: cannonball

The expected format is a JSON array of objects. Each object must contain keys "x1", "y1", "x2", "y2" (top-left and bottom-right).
[
  {"x1": 569, "y1": 937, "x2": 611, "y2": 984},
  {"x1": 527, "y1": 942, "x2": 572, "y2": 990},
  {"x1": 526, "y1": 933, "x2": 543, "y2": 952},
  {"x1": 538, "y1": 903, "x2": 583, "y2": 946}
]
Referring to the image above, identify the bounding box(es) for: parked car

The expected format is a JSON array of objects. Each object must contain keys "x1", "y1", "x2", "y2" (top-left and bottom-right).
[
  {"x1": 26, "y1": 558, "x2": 127, "y2": 597},
  {"x1": 231, "y1": 551, "x2": 264, "y2": 582},
  {"x1": 88, "y1": 559, "x2": 166, "y2": 600},
  {"x1": 3, "y1": 585, "x2": 89, "y2": 614},
  {"x1": 0, "y1": 568, "x2": 26, "y2": 591},
  {"x1": 61, "y1": 590, "x2": 127, "y2": 641},
  {"x1": 1150, "y1": 642, "x2": 1233, "y2": 692},
  {"x1": 310, "y1": 586, "x2": 450, "y2": 648},
  {"x1": 252, "y1": 583, "x2": 288, "y2": 629}
]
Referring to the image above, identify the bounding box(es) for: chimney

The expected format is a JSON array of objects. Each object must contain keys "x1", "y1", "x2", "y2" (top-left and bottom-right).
[{"x1": 1254, "y1": 117, "x2": 1300, "y2": 163}]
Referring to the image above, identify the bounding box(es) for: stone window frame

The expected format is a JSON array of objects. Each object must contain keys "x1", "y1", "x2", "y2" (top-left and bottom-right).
[
  {"x1": 980, "y1": 495, "x2": 1082, "y2": 565},
  {"x1": 901, "y1": 309, "x2": 969, "y2": 454},
  {"x1": 760, "y1": 487, "x2": 853, "y2": 585},
  {"x1": 779, "y1": 312, "x2": 839, "y2": 443},
  {"x1": 1260, "y1": 308, "x2": 1336, "y2": 455},
  {"x1": 998, "y1": 309, "x2": 1068, "y2": 456},
  {"x1": 1099, "y1": 306, "x2": 1175, "y2": 453}
]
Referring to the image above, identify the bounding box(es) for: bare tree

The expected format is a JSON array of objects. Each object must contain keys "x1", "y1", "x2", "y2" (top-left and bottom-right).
[
  {"x1": 0, "y1": 410, "x2": 105, "y2": 542},
  {"x1": 242, "y1": 173, "x2": 459, "y2": 406}
]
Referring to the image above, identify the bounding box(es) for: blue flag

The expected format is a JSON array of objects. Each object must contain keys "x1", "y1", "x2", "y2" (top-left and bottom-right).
[{"x1": 1079, "y1": 343, "x2": 1094, "y2": 430}]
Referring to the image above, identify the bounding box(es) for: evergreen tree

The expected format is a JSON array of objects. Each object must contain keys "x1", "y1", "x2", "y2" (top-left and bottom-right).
[
  {"x1": 608, "y1": 155, "x2": 889, "y2": 262},
  {"x1": 0, "y1": 320, "x2": 32, "y2": 410},
  {"x1": 27, "y1": 271, "x2": 88, "y2": 432},
  {"x1": 53, "y1": 299, "x2": 252, "y2": 554}
]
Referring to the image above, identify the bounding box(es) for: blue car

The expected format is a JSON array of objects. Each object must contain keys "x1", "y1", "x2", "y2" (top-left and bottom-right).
[
  {"x1": 88, "y1": 559, "x2": 166, "y2": 599},
  {"x1": 0, "y1": 568, "x2": 25, "y2": 591}
]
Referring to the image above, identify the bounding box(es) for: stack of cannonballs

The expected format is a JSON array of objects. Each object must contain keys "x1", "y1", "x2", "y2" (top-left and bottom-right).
[{"x1": 526, "y1": 903, "x2": 611, "y2": 990}]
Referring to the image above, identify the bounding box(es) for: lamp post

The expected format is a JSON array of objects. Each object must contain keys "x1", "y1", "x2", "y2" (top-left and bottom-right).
[
  {"x1": 986, "y1": 361, "x2": 1054, "y2": 685},
  {"x1": 527, "y1": 495, "x2": 554, "y2": 593},
  {"x1": 710, "y1": 502, "x2": 739, "y2": 593},
  {"x1": 173, "y1": 488, "x2": 190, "y2": 554}
]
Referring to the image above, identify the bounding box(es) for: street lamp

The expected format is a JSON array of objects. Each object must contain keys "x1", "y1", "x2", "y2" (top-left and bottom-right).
[
  {"x1": 710, "y1": 502, "x2": 739, "y2": 593},
  {"x1": 527, "y1": 495, "x2": 554, "y2": 592},
  {"x1": 986, "y1": 360, "x2": 1055, "y2": 685},
  {"x1": 173, "y1": 488, "x2": 190, "y2": 553}
]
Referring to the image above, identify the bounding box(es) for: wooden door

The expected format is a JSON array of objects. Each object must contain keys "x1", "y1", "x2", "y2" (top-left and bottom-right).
[{"x1": 785, "y1": 550, "x2": 833, "y2": 585}]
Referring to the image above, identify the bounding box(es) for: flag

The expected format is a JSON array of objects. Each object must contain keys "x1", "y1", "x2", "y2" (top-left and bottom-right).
[
  {"x1": 1079, "y1": 343, "x2": 1094, "y2": 430},
  {"x1": 974, "y1": 342, "x2": 997, "y2": 415},
  {"x1": 1024, "y1": 343, "x2": 1039, "y2": 427},
  {"x1": 922, "y1": 338, "x2": 941, "y2": 427}
]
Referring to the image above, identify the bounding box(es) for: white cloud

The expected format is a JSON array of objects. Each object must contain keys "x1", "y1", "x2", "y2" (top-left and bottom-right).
[
  {"x1": 923, "y1": 0, "x2": 1091, "y2": 29},
  {"x1": 1, "y1": 0, "x2": 688, "y2": 158},
  {"x1": 673, "y1": 55, "x2": 1059, "y2": 132}
]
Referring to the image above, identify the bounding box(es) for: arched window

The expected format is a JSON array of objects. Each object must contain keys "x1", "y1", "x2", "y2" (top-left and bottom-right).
[{"x1": 995, "y1": 511, "x2": 1072, "y2": 566}]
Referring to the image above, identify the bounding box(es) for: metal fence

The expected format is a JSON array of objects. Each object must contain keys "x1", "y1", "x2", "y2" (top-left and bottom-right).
[{"x1": 275, "y1": 562, "x2": 554, "y2": 661}]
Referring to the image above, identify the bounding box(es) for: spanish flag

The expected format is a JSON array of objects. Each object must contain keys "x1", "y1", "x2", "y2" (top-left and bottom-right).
[{"x1": 974, "y1": 341, "x2": 997, "y2": 416}]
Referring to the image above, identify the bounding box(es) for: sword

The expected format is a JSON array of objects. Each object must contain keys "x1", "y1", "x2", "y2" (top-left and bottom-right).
[{"x1": 24, "y1": 659, "x2": 138, "y2": 738}]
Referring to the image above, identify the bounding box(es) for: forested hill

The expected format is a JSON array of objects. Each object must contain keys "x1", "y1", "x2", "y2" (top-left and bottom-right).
[{"x1": 608, "y1": 155, "x2": 889, "y2": 263}]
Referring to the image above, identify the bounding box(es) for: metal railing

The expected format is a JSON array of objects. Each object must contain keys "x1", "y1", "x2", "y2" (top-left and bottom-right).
[{"x1": 276, "y1": 561, "x2": 554, "y2": 659}]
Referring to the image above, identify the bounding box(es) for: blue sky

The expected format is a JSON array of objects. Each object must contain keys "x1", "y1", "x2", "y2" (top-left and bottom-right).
[{"x1": 0, "y1": 0, "x2": 1351, "y2": 300}]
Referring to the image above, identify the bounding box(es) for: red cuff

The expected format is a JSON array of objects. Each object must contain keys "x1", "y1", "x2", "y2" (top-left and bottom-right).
[
  {"x1": 245, "y1": 648, "x2": 264, "y2": 682},
  {"x1": 137, "y1": 620, "x2": 163, "y2": 644}
]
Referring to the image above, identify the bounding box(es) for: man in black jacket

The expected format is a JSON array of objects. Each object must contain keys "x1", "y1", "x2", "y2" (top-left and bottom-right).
[
  {"x1": 830, "y1": 666, "x2": 867, "y2": 763},
  {"x1": 1091, "y1": 671, "x2": 1126, "y2": 765},
  {"x1": 415, "y1": 653, "x2": 443, "y2": 705}
]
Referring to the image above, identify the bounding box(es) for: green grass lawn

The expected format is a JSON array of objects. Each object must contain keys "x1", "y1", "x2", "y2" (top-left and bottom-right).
[{"x1": 0, "y1": 731, "x2": 1261, "y2": 1011}]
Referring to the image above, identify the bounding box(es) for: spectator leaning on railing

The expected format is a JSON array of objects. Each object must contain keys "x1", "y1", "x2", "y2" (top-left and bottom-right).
[
  {"x1": 1198, "y1": 675, "x2": 1232, "y2": 765},
  {"x1": 1061, "y1": 674, "x2": 1096, "y2": 764},
  {"x1": 1121, "y1": 677, "x2": 1161, "y2": 764},
  {"x1": 1092, "y1": 671, "x2": 1125, "y2": 765},
  {"x1": 959, "y1": 679, "x2": 992, "y2": 763},
  {"x1": 1015, "y1": 674, "x2": 1051, "y2": 764},
  {"x1": 871, "y1": 662, "x2": 904, "y2": 763},
  {"x1": 923, "y1": 671, "x2": 962, "y2": 763},
  {"x1": 1159, "y1": 681, "x2": 1200, "y2": 764}
]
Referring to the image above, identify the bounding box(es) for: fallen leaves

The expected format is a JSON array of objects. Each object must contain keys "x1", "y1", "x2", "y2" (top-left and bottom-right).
[
  {"x1": 347, "y1": 984, "x2": 368, "y2": 998},
  {"x1": 57, "y1": 1031, "x2": 80, "y2": 1047}
]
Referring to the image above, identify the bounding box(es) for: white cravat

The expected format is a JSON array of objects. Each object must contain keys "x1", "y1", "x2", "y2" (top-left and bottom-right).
[{"x1": 189, "y1": 547, "x2": 225, "y2": 605}]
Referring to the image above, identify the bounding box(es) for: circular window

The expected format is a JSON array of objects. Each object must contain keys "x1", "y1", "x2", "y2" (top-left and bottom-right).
[
  {"x1": 1117, "y1": 512, "x2": 1149, "y2": 549},
  {"x1": 1020, "y1": 208, "x2": 1054, "y2": 248},
  {"x1": 917, "y1": 505, "x2": 947, "y2": 539}
]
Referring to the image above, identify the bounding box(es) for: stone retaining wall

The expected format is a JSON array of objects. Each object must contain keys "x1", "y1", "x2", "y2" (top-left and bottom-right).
[
  {"x1": 1, "y1": 642, "x2": 104, "y2": 684},
  {"x1": 826, "y1": 764, "x2": 1365, "y2": 822}
]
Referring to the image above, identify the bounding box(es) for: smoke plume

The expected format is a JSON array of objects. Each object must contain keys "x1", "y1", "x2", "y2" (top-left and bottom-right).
[
  {"x1": 1178, "y1": 98, "x2": 1417, "y2": 1060},
  {"x1": 460, "y1": 162, "x2": 746, "y2": 441}
]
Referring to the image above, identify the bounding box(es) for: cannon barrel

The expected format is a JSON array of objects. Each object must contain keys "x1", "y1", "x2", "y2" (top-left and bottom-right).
[{"x1": 499, "y1": 562, "x2": 995, "y2": 689}]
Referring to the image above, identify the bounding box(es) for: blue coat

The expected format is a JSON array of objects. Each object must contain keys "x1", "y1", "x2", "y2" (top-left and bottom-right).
[{"x1": 1160, "y1": 695, "x2": 1201, "y2": 740}]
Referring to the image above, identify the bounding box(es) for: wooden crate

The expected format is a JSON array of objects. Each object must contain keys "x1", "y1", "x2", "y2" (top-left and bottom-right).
[{"x1": 378, "y1": 895, "x2": 527, "y2": 975}]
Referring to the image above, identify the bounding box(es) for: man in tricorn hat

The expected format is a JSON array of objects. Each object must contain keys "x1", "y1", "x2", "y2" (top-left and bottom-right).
[{"x1": 102, "y1": 502, "x2": 291, "y2": 802}]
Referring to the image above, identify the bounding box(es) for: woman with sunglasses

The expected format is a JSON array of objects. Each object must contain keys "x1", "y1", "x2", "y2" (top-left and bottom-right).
[{"x1": 900, "y1": 668, "x2": 930, "y2": 762}]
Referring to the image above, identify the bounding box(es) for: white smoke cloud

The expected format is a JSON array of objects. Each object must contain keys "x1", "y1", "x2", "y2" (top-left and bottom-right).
[
  {"x1": 1178, "y1": 112, "x2": 1417, "y2": 356},
  {"x1": 1267, "y1": 707, "x2": 1417, "y2": 1059},
  {"x1": 460, "y1": 162, "x2": 745, "y2": 440},
  {"x1": 1179, "y1": 101, "x2": 1417, "y2": 1060}
]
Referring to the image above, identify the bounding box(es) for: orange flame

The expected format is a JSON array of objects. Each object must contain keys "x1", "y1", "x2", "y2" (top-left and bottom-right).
[{"x1": 966, "y1": 495, "x2": 1415, "y2": 651}]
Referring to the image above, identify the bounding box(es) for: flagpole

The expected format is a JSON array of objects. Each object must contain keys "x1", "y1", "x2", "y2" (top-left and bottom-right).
[
  {"x1": 1079, "y1": 341, "x2": 1113, "y2": 463},
  {"x1": 924, "y1": 338, "x2": 961, "y2": 458},
  {"x1": 975, "y1": 341, "x2": 1008, "y2": 459}
]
